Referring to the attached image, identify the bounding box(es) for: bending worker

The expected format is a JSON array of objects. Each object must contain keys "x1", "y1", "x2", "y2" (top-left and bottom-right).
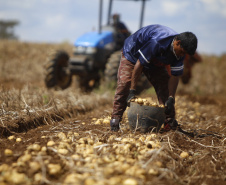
[{"x1": 110, "y1": 24, "x2": 198, "y2": 132}]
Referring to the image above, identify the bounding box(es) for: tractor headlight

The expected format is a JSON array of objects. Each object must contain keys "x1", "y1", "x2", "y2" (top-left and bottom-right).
[
  {"x1": 73, "y1": 46, "x2": 86, "y2": 53},
  {"x1": 86, "y1": 47, "x2": 97, "y2": 54}
]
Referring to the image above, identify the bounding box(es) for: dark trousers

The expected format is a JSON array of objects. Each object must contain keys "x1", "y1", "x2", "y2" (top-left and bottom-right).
[{"x1": 111, "y1": 51, "x2": 175, "y2": 121}]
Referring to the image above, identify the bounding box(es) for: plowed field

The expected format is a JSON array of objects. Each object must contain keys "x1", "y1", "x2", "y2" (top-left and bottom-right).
[{"x1": 0, "y1": 40, "x2": 225, "y2": 185}]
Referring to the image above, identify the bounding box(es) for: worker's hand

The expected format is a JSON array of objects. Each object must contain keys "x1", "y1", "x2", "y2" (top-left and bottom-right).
[
  {"x1": 126, "y1": 89, "x2": 136, "y2": 107},
  {"x1": 165, "y1": 96, "x2": 175, "y2": 115}
]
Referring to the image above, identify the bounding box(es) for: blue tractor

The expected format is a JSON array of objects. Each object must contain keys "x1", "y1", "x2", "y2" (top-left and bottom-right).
[{"x1": 44, "y1": 0, "x2": 150, "y2": 92}]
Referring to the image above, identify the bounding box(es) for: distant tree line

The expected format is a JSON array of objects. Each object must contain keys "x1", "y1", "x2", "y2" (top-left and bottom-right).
[{"x1": 0, "y1": 20, "x2": 19, "y2": 40}]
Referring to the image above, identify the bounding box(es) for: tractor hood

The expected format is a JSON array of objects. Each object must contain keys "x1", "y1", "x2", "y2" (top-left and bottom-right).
[{"x1": 74, "y1": 31, "x2": 114, "y2": 48}]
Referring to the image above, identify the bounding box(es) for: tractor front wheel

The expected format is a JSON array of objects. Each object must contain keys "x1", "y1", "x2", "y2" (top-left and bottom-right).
[{"x1": 44, "y1": 50, "x2": 72, "y2": 90}]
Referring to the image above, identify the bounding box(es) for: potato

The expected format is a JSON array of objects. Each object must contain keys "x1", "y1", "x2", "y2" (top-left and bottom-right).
[
  {"x1": 4, "y1": 149, "x2": 13, "y2": 156},
  {"x1": 137, "y1": 98, "x2": 143, "y2": 104},
  {"x1": 180, "y1": 151, "x2": 189, "y2": 158}
]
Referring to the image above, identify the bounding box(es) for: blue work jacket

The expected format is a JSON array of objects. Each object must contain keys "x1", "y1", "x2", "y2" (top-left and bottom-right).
[{"x1": 123, "y1": 24, "x2": 184, "y2": 76}]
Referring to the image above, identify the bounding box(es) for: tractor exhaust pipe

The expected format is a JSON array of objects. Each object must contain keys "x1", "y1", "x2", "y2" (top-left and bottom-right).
[
  {"x1": 98, "y1": 0, "x2": 103, "y2": 34},
  {"x1": 140, "y1": 0, "x2": 146, "y2": 28}
]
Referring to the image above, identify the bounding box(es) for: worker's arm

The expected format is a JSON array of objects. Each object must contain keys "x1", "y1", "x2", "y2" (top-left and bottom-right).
[
  {"x1": 168, "y1": 75, "x2": 180, "y2": 98},
  {"x1": 126, "y1": 60, "x2": 143, "y2": 105},
  {"x1": 130, "y1": 59, "x2": 143, "y2": 90},
  {"x1": 165, "y1": 75, "x2": 180, "y2": 115}
]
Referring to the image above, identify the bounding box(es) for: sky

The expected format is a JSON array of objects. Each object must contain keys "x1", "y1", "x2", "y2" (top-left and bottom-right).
[{"x1": 0, "y1": 0, "x2": 226, "y2": 55}]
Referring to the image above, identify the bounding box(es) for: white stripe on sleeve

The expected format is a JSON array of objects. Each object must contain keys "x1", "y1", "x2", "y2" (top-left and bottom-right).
[
  {"x1": 171, "y1": 65, "x2": 184, "y2": 71},
  {"x1": 138, "y1": 50, "x2": 149, "y2": 63}
]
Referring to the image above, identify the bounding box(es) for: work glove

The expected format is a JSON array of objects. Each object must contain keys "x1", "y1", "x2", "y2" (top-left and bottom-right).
[
  {"x1": 110, "y1": 118, "x2": 120, "y2": 132},
  {"x1": 126, "y1": 89, "x2": 136, "y2": 107},
  {"x1": 165, "y1": 96, "x2": 175, "y2": 115}
]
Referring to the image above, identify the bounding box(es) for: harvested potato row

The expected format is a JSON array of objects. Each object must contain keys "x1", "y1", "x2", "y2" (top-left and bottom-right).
[{"x1": 130, "y1": 98, "x2": 164, "y2": 108}]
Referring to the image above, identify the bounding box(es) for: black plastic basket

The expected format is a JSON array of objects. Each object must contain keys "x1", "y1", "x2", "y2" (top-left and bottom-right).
[{"x1": 127, "y1": 102, "x2": 166, "y2": 133}]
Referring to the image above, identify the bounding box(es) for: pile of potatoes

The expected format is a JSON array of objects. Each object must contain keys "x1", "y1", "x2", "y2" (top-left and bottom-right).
[
  {"x1": 130, "y1": 97, "x2": 164, "y2": 108},
  {"x1": 1, "y1": 131, "x2": 167, "y2": 185}
]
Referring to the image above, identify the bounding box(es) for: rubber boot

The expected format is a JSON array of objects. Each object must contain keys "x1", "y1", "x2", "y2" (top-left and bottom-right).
[{"x1": 110, "y1": 118, "x2": 120, "y2": 131}]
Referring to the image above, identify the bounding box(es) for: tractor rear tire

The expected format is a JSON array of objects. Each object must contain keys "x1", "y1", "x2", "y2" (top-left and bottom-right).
[
  {"x1": 44, "y1": 50, "x2": 72, "y2": 90},
  {"x1": 104, "y1": 51, "x2": 121, "y2": 88},
  {"x1": 104, "y1": 51, "x2": 151, "y2": 94}
]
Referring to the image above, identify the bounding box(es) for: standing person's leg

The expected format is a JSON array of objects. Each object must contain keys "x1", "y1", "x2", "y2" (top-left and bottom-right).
[
  {"x1": 143, "y1": 67, "x2": 170, "y2": 105},
  {"x1": 143, "y1": 67, "x2": 177, "y2": 130},
  {"x1": 111, "y1": 52, "x2": 134, "y2": 131}
]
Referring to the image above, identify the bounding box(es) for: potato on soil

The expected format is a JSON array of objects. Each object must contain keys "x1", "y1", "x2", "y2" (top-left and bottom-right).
[
  {"x1": 123, "y1": 178, "x2": 138, "y2": 185},
  {"x1": 47, "y1": 140, "x2": 55, "y2": 147},
  {"x1": 8, "y1": 135, "x2": 15, "y2": 140},
  {"x1": 180, "y1": 151, "x2": 189, "y2": 158},
  {"x1": 47, "y1": 164, "x2": 62, "y2": 176},
  {"x1": 16, "y1": 138, "x2": 22, "y2": 142},
  {"x1": 63, "y1": 173, "x2": 81, "y2": 185},
  {"x1": 4, "y1": 149, "x2": 13, "y2": 156}
]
